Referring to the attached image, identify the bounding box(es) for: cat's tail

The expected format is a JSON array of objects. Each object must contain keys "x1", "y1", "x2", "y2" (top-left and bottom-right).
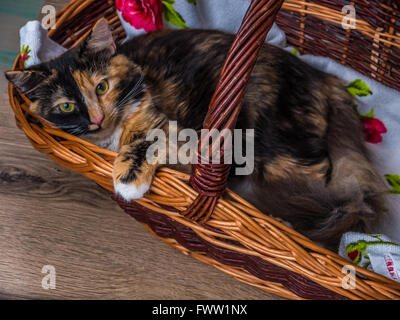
[
  {"x1": 252, "y1": 174, "x2": 386, "y2": 250},
  {"x1": 252, "y1": 83, "x2": 387, "y2": 250},
  {"x1": 317, "y1": 83, "x2": 387, "y2": 248}
]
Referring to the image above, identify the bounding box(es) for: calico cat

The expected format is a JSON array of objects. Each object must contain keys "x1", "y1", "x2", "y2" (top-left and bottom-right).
[{"x1": 6, "y1": 19, "x2": 386, "y2": 249}]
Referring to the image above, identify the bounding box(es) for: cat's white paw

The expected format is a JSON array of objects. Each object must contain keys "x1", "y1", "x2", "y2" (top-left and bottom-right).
[{"x1": 114, "y1": 181, "x2": 150, "y2": 201}]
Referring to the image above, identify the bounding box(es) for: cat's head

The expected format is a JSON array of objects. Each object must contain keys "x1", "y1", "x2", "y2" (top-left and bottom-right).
[{"x1": 5, "y1": 19, "x2": 145, "y2": 139}]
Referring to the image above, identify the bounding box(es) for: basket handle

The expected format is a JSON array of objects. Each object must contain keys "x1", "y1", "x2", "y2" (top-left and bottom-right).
[{"x1": 183, "y1": 0, "x2": 284, "y2": 222}]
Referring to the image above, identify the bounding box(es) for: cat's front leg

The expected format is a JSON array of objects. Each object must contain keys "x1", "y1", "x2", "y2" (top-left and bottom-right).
[{"x1": 113, "y1": 139, "x2": 157, "y2": 201}]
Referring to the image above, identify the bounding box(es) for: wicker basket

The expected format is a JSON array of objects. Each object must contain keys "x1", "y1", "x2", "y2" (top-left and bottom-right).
[{"x1": 8, "y1": 0, "x2": 400, "y2": 300}]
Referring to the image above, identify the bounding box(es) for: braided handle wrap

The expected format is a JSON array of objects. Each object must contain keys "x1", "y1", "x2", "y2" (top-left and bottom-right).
[{"x1": 183, "y1": 0, "x2": 284, "y2": 222}]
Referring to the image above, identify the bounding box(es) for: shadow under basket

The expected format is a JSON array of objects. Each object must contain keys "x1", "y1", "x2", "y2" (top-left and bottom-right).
[{"x1": 8, "y1": 0, "x2": 400, "y2": 300}]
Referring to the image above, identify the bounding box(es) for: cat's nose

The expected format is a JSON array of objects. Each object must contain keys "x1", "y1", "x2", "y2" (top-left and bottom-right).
[{"x1": 92, "y1": 115, "x2": 104, "y2": 126}]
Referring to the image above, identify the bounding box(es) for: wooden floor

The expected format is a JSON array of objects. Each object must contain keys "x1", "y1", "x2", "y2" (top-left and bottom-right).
[{"x1": 0, "y1": 0, "x2": 280, "y2": 300}]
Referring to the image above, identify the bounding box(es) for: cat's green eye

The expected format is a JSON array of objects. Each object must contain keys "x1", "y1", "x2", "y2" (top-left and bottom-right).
[
  {"x1": 59, "y1": 102, "x2": 76, "y2": 113},
  {"x1": 96, "y1": 79, "x2": 109, "y2": 96}
]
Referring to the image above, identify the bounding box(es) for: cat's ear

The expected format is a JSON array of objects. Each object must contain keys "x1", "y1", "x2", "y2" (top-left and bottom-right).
[
  {"x1": 81, "y1": 18, "x2": 116, "y2": 56},
  {"x1": 5, "y1": 70, "x2": 47, "y2": 97}
]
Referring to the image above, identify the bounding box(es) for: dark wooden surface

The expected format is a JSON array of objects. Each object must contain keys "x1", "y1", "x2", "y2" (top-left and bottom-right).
[{"x1": 0, "y1": 0, "x2": 280, "y2": 300}]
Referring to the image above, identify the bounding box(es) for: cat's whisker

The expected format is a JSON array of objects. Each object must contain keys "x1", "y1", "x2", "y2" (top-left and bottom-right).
[
  {"x1": 57, "y1": 124, "x2": 81, "y2": 129},
  {"x1": 118, "y1": 80, "x2": 143, "y2": 104},
  {"x1": 61, "y1": 125, "x2": 89, "y2": 136},
  {"x1": 115, "y1": 89, "x2": 143, "y2": 109},
  {"x1": 114, "y1": 76, "x2": 145, "y2": 109}
]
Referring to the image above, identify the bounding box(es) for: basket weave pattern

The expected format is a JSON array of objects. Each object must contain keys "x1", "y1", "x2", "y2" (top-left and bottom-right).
[
  {"x1": 8, "y1": 0, "x2": 400, "y2": 299},
  {"x1": 278, "y1": 0, "x2": 400, "y2": 90}
]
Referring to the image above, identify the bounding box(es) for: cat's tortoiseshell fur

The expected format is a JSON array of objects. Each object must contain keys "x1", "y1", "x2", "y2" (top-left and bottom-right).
[{"x1": 6, "y1": 19, "x2": 386, "y2": 249}]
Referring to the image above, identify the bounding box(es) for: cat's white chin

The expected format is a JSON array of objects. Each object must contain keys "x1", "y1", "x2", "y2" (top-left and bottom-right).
[{"x1": 114, "y1": 181, "x2": 150, "y2": 201}]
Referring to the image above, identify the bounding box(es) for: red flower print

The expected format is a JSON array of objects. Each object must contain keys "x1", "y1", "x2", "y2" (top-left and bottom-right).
[
  {"x1": 347, "y1": 249, "x2": 359, "y2": 261},
  {"x1": 362, "y1": 117, "x2": 387, "y2": 144},
  {"x1": 116, "y1": 0, "x2": 163, "y2": 32}
]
